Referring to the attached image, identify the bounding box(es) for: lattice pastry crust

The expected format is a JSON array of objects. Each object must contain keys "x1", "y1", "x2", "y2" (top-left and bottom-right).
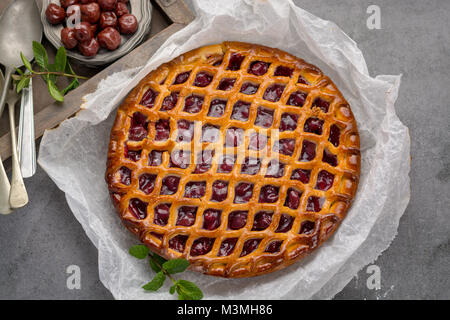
[{"x1": 106, "y1": 42, "x2": 360, "y2": 278}]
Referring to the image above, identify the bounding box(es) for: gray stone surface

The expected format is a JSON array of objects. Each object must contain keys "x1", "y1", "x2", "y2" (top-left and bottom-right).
[{"x1": 0, "y1": 0, "x2": 449, "y2": 300}]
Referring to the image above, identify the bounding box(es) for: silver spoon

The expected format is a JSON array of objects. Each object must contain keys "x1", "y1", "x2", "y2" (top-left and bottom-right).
[
  {"x1": 6, "y1": 82, "x2": 28, "y2": 209},
  {"x1": 0, "y1": 0, "x2": 43, "y2": 118},
  {"x1": 0, "y1": 69, "x2": 12, "y2": 214}
]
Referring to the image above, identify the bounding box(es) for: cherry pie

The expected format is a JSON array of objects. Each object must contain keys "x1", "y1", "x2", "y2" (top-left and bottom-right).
[{"x1": 106, "y1": 42, "x2": 360, "y2": 278}]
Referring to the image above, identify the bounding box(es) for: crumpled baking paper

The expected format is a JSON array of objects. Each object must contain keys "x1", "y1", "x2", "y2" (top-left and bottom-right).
[{"x1": 38, "y1": 0, "x2": 410, "y2": 299}]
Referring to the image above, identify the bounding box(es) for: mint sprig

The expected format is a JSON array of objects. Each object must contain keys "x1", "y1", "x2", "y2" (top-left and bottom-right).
[
  {"x1": 12, "y1": 41, "x2": 88, "y2": 102},
  {"x1": 129, "y1": 245, "x2": 204, "y2": 300}
]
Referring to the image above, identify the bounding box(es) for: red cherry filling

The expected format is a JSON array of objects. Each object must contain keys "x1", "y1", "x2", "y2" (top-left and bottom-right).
[
  {"x1": 299, "y1": 140, "x2": 316, "y2": 161},
  {"x1": 306, "y1": 196, "x2": 324, "y2": 212},
  {"x1": 193, "y1": 150, "x2": 214, "y2": 173},
  {"x1": 234, "y1": 182, "x2": 254, "y2": 204},
  {"x1": 265, "y1": 160, "x2": 285, "y2": 178},
  {"x1": 240, "y1": 239, "x2": 262, "y2": 257},
  {"x1": 190, "y1": 237, "x2": 215, "y2": 256},
  {"x1": 287, "y1": 91, "x2": 307, "y2": 107},
  {"x1": 128, "y1": 112, "x2": 148, "y2": 141},
  {"x1": 248, "y1": 61, "x2": 270, "y2": 76},
  {"x1": 140, "y1": 88, "x2": 158, "y2": 108},
  {"x1": 153, "y1": 203, "x2": 170, "y2": 226},
  {"x1": 228, "y1": 211, "x2": 248, "y2": 230},
  {"x1": 176, "y1": 120, "x2": 194, "y2": 142},
  {"x1": 217, "y1": 78, "x2": 236, "y2": 91},
  {"x1": 184, "y1": 181, "x2": 206, "y2": 198},
  {"x1": 251, "y1": 211, "x2": 273, "y2": 231},
  {"x1": 265, "y1": 240, "x2": 283, "y2": 253},
  {"x1": 284, "y1": 188, "x2": 302, "y2": 210},
  {"x1": 297, "y1": 75, "x2": 310, "y2": 85},
  {"x1": 118, "y1": 166, "x2": 131, "y2": 185},
  {"x1": 254, "y1": 107, "x2": 274, "y2": 128},
  {"x1": 248, "y1": 133, "x2": 267, "y2": 151},
  {"x1": 194, "y1": 72, "x2": 213, "y2": 87},
  {"x1": 274, "y1": 139, "x2": 295, "y2": 156},
  {"x1": 322, "y1": 149, "x2": 338, "y2": 167},
  {"x1": 183, "y1": 95, "x2": 204, "y2": 113},
  {"x1": 202, "y1": 209, "x2": 222, "y2": 230},
  {"x1": 160, "y1": 92, "x2": 179, "y2": 111},
  {"x1": 227, "y1": 53, "x2": 245, "y2": 70},
  {"x1": 218, "y1": 238, "x2": 238, "y2": 256},
  {"x1": 201, "y1": 124, "x2": 220, "y2": 143},
  {"x1": 125, "y1": 147, "x2": 141, "y2": 162},
  {"x1": 173, "y1": 71, "x2": 190, "y2": 84},
  {"x1": 128, "y1": 198, "x2": 147, "y2": 219},
  {"x1": 263, "y1": 84, "x2": 285, "y2": 102},
  {"x1": 217, "y1": 155, "x2": 236, "y2": 173},
  {"x1": 231, "y1": 101, "x2": 250, "y2": 121},
  {"x1": 312, "y1": 97, "x2": 330, "y2": 113},
  {"x1": 299, "y1": 220, "x2": 315, "y2": 234},
  {"x1": 154, "y1": 119, "x2": 170, "y2": 141},
  {"x1": 304, "y1": 117, "x2": 324, "y2": 135},
  {"x1": 169, "y1": 150, "x2": 190, "y2": 168},
  {"x1": 169, "y1": 235, "x2": 188, "y2": 252},
  {"x1": 329, "y1": 124, "x2": 341, "y2": 147},
  {"x1": 208, "y1": 99, "x2": 227, "y2": 117},
  {"x1": 211, "y1": 180, "x2": 229, "y2": 202},
  {"x1": 240, "y1": 82, "x2": 260, "y2": 95},
  {"x1": 315, "y1": 170, "x2": 335, "y2": 191},
  {"x1": 280, "y1": 113, "x2": 299, "y2": 131},
  {"x1": 291, "y1": 168, "x2": 311, "y2": 184},
  {"x1": 148, "y1": 150, "x2": 164, "y2": 166},
  {"x1": 275, "y1": 214, "x2": 295, "y2": 233},
  {"x1": 240, "y1": 157, "x2": 261, "y2": 175},
  {"x1": 138, "y1": 173, "x2": 156, "y2": 194},
  {"x1": 213, "y1": 60, "x2": 223, "y2": 66},
  {"x1": 259, "y1": 185, "x2": 279, "y2": 203},
  {"x1": 274, "y1": 66, "x2": 293, "y2": 77},
  {"x1": 176, "y1": 206, "x2": 198, "y2": 226},
  {"x1": 225, "y1": 127, "x2": 244, "y2": 147},
  {"x1": 160, "y1": 175, "x2": 180, "y2": 195}
]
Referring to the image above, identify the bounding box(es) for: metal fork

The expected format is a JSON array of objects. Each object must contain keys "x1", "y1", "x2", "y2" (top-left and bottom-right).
[{"x1": 6, "y1": 84, "x2": 28, "y2": 209}]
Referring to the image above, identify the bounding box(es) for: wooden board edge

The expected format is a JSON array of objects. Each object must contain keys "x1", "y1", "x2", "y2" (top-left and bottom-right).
[{"x1": 155, "y1": 0, "x2": 196, "y2": 25}]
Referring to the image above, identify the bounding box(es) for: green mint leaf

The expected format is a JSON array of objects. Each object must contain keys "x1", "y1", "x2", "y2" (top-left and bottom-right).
[
  {"x1": 175, "y1": 280, "x2": 203, "y2": 300},
  {"x1": 54, "y1": 47, "x2": 67, "y2": 73},
  {"x1": 61, "y1": 78, "x2": 79, "y2": 95},
  {"x1": 142, "y1": 271, "x2": 166, "y2": 291},
  {"x1": 15, "y1": 68, "x2": 24, "y2": 76},
  {"x1": 47, "y1": 64, "x2": 58, "y2": 83},
  {"x1": 47, "y1": 81, "x2": 64, "y2": 102},
  {"x1": 65, "y1": 60, "x2": 77, "y2": 75},
  {"x1": 149, "y1": 254, "x2": 167, "y2": 273},
  {"x1": 32, "y1": 41, "x2": 48, "y2": 70},
  {"x1": 20, "y1": 53, "x2": 33, "y2": 73},
  {"x1": 16, "y1": 77, "x2": 30, "y2": 93},
  {"x1": 129, "y1": 245, "x2": 149, "y2": 259},
  {"x1": 162, "y1": 258, "x2": 190, "y2": 274},
  {"x1": 169, "y1": 284, "x2": 176, "y2": 295}
]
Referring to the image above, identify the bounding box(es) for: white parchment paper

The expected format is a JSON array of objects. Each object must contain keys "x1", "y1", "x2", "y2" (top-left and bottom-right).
[{"x1": 38, "y1": 0, "x2": 410, "y2": 299}]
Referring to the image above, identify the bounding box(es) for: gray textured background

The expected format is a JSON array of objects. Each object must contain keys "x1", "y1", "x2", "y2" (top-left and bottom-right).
[{"x1": 0, "y1": 0, "x2": 449, "y2": 300}]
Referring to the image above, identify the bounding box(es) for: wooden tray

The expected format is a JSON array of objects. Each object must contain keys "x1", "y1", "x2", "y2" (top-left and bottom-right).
[{"x1": 0, "y1": 0, "x2": 195, "y2": 161}]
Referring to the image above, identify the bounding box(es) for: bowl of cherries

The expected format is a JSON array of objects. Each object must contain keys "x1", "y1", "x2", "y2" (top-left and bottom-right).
[{"x1": 41, "y1": 0, "x2": 152, "y2": 66}]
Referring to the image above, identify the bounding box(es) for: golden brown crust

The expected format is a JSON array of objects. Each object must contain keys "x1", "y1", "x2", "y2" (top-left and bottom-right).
[{"x1": 106, "y1": 42, "x2": 360, "y2": 278}]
